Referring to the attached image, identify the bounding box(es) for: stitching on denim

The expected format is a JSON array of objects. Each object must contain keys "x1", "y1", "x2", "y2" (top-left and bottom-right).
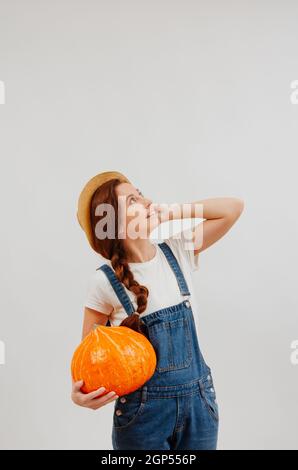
[
  {"x1": 113, "y1": 401, "x2": 146, "y2": 431},
  {"x1": 148, "y1": 389, "x2": 201, "y2": 399},
  {"x1": 142, "y1": 301, "x2": 192, "y2": 325},
  {"x1": 113, "y1": 386, "x2": 148, "y2": 431},
  {"x1": 147, "y1": 376, "x2": 201, "y2": 392},
  {"x1": 172, "y1": 397, "x2": 182, "y2": 437},
  {"x1": 150, "y1": 317, "x2": 185, "y2": 331},
  {"x1": 149, "y1": 317, "x2": 193, "y2": 372},
  {"x1": 158, "y1": 242, "x2": 191, "y2": 296},
  {"x1": 198, "y1": 381, "x2": 219, "y2": 422},
  {"x1": 97, "y1": 265, "x2": 135, "y2": 315}
]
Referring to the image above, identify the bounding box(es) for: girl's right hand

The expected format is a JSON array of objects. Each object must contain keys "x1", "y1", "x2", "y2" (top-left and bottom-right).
[{"x1": 71, "y1": 379, "x2": 119, "y2": 410}]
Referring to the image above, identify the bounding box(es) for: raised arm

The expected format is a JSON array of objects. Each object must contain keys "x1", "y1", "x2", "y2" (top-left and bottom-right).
[
  {"x1": 190, "y1": 197, "x2": 244, "y2": 255},
  {"x1": 154, "y1": 197, "x2": 244, "y2": 255}
]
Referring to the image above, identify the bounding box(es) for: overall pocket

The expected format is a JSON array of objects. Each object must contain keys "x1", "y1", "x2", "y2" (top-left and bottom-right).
[
  {"x1": 199, "y1": 370, "x2": 219, "y2": 422},
  {"x1": 113, "y1": 389, "x2": 147, "y2": 430},
  {"x1": 147, "y1": 316, "x2": 192, "y2": 372}
]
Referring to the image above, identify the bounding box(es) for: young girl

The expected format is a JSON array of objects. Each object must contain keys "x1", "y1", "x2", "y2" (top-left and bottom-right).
[{"x1": 71, "y1": 170, "x2": 244, "y2": 450}]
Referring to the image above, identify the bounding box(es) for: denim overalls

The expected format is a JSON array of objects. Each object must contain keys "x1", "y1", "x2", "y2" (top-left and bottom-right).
[{"x1": 97, "y1": 242, "x2": 219, "y2": 450}]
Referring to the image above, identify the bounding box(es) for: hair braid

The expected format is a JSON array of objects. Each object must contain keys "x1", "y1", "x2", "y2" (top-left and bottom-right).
[
  {"x1": 90, "y1": 178, "x2": 149, "y2": 336},
  {"x1": 111, "y1": 241, "x2": 149, "y2": 335}
]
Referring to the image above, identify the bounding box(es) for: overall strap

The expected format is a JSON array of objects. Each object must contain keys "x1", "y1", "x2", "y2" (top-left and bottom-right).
[
  {"x1": 96, "y1": 241, "x2": 190, "y2": 318},
  {"x1": 96, "y1": 264, "x2": 136, "y2": 316},
  {"x1": 158, "y1": 242, "x2": 191, "y2": 296}
]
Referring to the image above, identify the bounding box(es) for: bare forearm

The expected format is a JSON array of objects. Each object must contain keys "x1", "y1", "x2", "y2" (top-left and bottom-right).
[
  {"x1": 190, "y1": 197, "x2": 244, "y2": 220},
  {"x1": 163, "y1": 197, "x2": 244, "y2": 222},
  {"x1": 153, "y1": 197, "x2": 244, "y2": 253}
]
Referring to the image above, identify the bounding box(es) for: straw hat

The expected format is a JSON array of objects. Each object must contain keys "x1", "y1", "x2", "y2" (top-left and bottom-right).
[{"x1": 77, "y1": 171, "x2": 131, "y2": 251}]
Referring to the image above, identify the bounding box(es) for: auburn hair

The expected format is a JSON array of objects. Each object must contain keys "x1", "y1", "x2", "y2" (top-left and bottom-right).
[{"x1": 90, "y1": 178, "x2": 149, "y2": 336}]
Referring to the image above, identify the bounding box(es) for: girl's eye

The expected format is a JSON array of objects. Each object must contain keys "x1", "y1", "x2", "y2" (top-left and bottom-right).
[{"x1": 129, "y1": 197, "x2": 137, "y2": 204}]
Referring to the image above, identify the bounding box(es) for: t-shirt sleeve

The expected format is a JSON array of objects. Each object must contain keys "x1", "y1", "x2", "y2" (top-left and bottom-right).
[
  {"x1": 84, "y1": 270, "x2": 114, "y2": 315},
  {"x1": 164, "y1": 228, "x2": 200, "y2": 272}
]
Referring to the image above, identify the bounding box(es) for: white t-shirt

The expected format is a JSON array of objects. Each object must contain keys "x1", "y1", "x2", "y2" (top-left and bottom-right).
[{"x1": 84, "y1": 232, "x2": 200, "y2": 326}]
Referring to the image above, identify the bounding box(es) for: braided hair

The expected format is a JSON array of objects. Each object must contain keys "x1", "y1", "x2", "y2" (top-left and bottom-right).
[{"x1": 90, "y1": 178, "x2": 149, "y2": 335}]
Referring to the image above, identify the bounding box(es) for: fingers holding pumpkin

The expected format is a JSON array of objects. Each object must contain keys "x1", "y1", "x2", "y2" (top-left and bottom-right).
[
  {"x1": 71, "y1": 379, "x2": 119, "y2": 409},
  {"x1": 72, "y1": 379, "x2": 84, "y2": 391},
  {"x1": 86, "y1": 386, "x2": 108, "y2": 399},
  {"x1": 89, "y1": 391, "x2": 119, "y2": 410}
]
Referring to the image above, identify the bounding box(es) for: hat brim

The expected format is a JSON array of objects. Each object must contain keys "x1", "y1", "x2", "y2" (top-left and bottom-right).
[{"x1": 77, "y1": 170, "x2": 131, "y2": 252}]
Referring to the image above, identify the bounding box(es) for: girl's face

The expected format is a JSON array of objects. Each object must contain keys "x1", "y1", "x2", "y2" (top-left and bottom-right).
[{"x1": 115, "y1": 183, "x2": 159, "y2": 239}]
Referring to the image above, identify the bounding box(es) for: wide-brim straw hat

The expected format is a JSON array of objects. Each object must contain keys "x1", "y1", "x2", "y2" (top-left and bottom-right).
[{"x1": 77, "y1": 170, "x2": 131, "y2": 252}]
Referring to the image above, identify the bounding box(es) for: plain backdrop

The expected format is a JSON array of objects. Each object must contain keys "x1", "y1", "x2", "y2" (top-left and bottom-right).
[{"x1": 0, "y1": 0, "x2": 298, "y2": 450}]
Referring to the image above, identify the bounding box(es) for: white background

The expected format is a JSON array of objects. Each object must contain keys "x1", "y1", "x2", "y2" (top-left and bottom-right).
[{"x1": 0, "y1": 0, "x2": 297, "y2": 449}]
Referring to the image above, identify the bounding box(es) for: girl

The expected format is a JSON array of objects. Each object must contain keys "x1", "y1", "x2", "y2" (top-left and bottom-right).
[{"x1": 71, "y1": 170, "x2": 244, "y2": 450}]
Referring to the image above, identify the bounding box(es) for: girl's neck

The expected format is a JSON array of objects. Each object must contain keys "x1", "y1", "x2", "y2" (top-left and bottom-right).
[{"x1": 123, "y1": 239, "x2": 157, "y2": 263}]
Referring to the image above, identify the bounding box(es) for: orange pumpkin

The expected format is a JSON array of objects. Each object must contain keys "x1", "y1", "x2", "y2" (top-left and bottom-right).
[{"x1": 71, "y1": 325, "x2": 156, "y2": 396}]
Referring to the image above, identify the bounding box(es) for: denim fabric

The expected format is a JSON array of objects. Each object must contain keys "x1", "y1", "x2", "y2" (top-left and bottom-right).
[{"x1": 98, "y1": 242, "x2": 219, "y2": 450}]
